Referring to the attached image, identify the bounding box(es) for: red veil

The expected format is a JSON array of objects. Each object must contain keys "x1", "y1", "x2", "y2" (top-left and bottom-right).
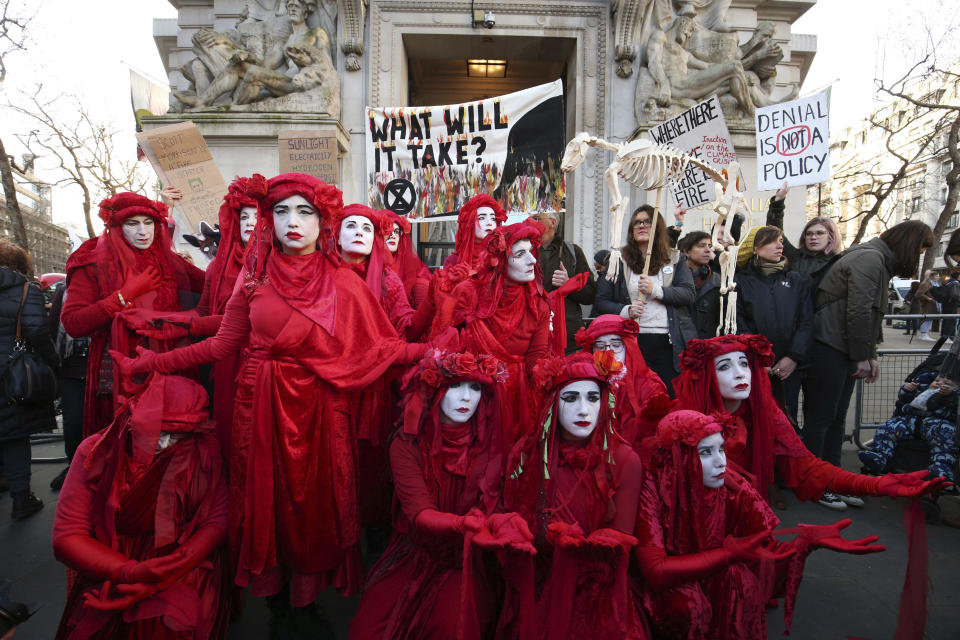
[
  {"x1": 205, "y1": 176, "x2": 258, "y2": 315},
  {"x1": 382, "y1": 209, "x2": 431, "y2": 307},
  {"x1": 445, "y1": 193, "x2": 507, "y2": 270},
  {"x1": 575, "y1": 315, "x2": 671, "y2": 448}
]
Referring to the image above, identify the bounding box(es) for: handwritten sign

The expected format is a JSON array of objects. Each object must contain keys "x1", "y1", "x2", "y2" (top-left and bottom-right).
[
  {"x1": 647, "y1": 95, "x2": 735, "y2": 208},
  {"x1": 365, "y1": 80, "x2": 565, "y2": 217},
  {"x1": 278, "y1": 130, "x2": 339, "y2": 185},
  {"x1": 136, "y1": 121, "x2": 227, "y2": 233},
  {"x1": 755, "y1": 91, "x2": 830, "y2": 191}
]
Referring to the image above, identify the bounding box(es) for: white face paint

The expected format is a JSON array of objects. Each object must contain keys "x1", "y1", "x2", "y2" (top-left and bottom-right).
[
  {"x1": 592, "y1": 333, "x2": 626, "y2": 365},
  {"x1": 121, "y1": 215, "x2": 156, "y2": 250},
  {"x1": 713, "y1": 351, "x2": 751, "y2": 402},
  {"x1": 272, "y1": 194, "x2": 320, "y2": 256},
  {"x1": 385, "y1": 222, "x2": 401, "y2": 253},
  {"x1": 339, "y1": 214, "x2": 375, "y2": 261},
  {"x1": 474, "y1": 206, "x2": 497, "y2": 240},
  {"x1": 506, "y1": 239, "x2": 537, "y2": 283},
  {"x1": 697, "y1": 432, "x2": 727, "y2": 488},
  {"x1": 558, "y1": 380, "x2": 602, "y2": 442},
  {"x1": 440, "y1": 381, "x2": 483, "y2": 424},
  {"x1": 239, "y1": 206, "x2": 258, "y2": 246}
]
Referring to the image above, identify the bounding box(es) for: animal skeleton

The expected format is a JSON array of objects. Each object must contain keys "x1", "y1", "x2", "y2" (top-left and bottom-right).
[{"x1": 560, "y1": 132, "x2": 752, "y2": 334}]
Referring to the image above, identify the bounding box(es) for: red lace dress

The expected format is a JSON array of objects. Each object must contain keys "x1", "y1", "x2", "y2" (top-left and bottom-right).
[{"x1": 131, "y1": 256, "x2": 423, "y2": 604}]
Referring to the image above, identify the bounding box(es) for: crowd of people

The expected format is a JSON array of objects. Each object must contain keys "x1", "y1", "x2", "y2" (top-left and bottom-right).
[{"x1": 0, "y1": 172, "x2": 954, "y2": 639}]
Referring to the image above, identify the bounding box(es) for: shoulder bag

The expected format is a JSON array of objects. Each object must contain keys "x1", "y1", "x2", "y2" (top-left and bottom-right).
[{"x1": 4, "y1": 282, "x2": 58, "y2": 404}]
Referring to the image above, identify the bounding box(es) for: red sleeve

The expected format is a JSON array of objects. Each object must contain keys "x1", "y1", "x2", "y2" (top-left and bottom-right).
[
  {"x1": 190, "y1": 314, "x2": 223, "y2": 338},
  {"x1": 524, "y1": 298, "x2": 551, "y2": 375},
  {"x1": 412, "y1": 272, "x2": 431, "y2": 308},
  {"x1": 383, "y1": 269, "x2": 415, "y2": 335},
  {"x1": 195, "y1": 269, "x2": 213, "y2": 317},
  {"x1": 389, "y1": 438, "x2": 437, "y2": 525},
  {"x1": 150, "y1": 278, "x2": 251, "y2": 373},
  {"x1": 61, "y1": 264, "x2": 113, "y2": 338},
  {"x1": 777, "y1": 454, "x2": 841, "y2": 502},
  {"x1": 52, "y1": 437, "x2": 100, "y2": 543},
  {"x1": 610, "y1": 445, "x2": 642, "y2": 535}
]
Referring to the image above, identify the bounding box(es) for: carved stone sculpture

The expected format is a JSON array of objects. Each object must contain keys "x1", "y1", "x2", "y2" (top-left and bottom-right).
[{"x1": 172, "y1": 0, "x2": 341, "y2": 117}]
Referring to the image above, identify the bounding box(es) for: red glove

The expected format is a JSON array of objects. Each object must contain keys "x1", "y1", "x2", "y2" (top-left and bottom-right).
[
  {"x1": 472, "y1": 513, "x2": 536, "y2": 554},
  {"x1": 723, "y1": 529, "x2": 793, "y2": 563},
  {"x1": 587, "y1": 527, "x2": 638, "y2": 551},
  {"x1": 110, "y1": 346, "x2": 160, "y2": 378},
  {"x1": 635, "y1": 545, "x2": 732, "y2": 592},
  {"x1": 414, "y1": 508, "x2": 484, "y2": 538},
  {"x1": 545, "y1": 521, "x2": 587, "y2": 550},
  {"x1": 794, "y1": 519, "x2": 885, "y2": 555},
  {"x1": 82, "y1": 581, "x2": 157, "y2": 612},
  {"x1": 52, "y1": 534, "x2": 134, "y2": 582},
  {"x1": 841, "y1": 469, "x2": 948, "y2": 498}
]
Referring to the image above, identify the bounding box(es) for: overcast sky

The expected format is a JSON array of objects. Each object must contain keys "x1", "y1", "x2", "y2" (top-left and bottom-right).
[{"x1": 0, "y1": 0, "x2": 954, "y2": 232}]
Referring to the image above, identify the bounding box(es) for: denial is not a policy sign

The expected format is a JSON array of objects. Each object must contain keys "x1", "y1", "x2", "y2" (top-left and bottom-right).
[{"x1": 754, "y1": 90, "x2": 830, "y2": 191}]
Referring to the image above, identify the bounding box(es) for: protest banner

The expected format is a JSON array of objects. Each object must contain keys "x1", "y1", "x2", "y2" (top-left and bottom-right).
[
  {"x1": 755, "y1": 90, "x2": 830, "y2": 191},
  {"x1": 278, "y1": 130, "x2": 339, "y2": 185},
  {"x1": 647, "y1": 95, "x2": 736, "y2": 209},
  {"x1": 365, "y1": 80, "x2": 565, "y2": 218},
  {"x1": 136, "y1": 121, "x2": 227, "y2": 232}
]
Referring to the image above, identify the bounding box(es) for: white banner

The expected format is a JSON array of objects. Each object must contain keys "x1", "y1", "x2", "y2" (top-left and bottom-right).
[
  {"x1": 647, "y1": 95, "x2": 736, "y2": 209},
  {"x1": 365, "y1": 80, "x2": 565, "y2": 218},
  {"x1": 755, "y1": 91, "x2": 830, "y2": 191}
]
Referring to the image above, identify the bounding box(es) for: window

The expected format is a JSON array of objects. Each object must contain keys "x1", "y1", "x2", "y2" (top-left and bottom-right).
[
  {"x1": 911, "y1": 195, "x2": 922, "y2": 213},
  {"x1": 951, "y1": 210, "x2": 960, "y2": 229}
]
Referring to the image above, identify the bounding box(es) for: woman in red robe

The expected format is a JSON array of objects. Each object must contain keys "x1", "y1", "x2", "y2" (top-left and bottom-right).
[
  {"x1": 635, "y1": 409, "x2": 883, "y2": 639},
  {"x1": 503, "y1": 350, "x2": 648, "y2": 640},
  {"x1": 53, "y1": 374, "x2": 228, "y2": 639},
  {"x1": 673, "y1": 334, "x2": 947, "y2": 504},
  {"x1": 61, "y1": 193, "x2": 204, "y2": 438},
  {"x1": 349, "y1": 348, "x2": 532, "y2": 640},
  {"x1": 442, "y1": 194, "x2": 507, "y2": 270},
  {"x1": 114, "y1": 173, "x2": 427, "y2": 609},
  {"x1": 122, "y1": 177, "x2": 260, "y2": 457},
  {"x1": 382, "y1": 209, "x2": 431, "y2": 308},
  {"x1": 574, "y1": 314, "x2": 671, "y2": 448},
  {"x1": 437, "y1": 219, "x2": 550, "y2": 446}
]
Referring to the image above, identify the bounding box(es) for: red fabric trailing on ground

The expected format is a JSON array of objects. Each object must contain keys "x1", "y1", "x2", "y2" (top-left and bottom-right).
[{"x1": 894, "y1": 500, "x2": 929, "y2": 640}]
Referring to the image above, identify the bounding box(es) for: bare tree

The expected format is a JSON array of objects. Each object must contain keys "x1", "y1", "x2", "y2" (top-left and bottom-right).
[
  {"x1": 0, "y1": 0, "x2": 35, "y2": 250},
  {"x1": 7, "y1": 88, "x2": 151, "y2": 238}
]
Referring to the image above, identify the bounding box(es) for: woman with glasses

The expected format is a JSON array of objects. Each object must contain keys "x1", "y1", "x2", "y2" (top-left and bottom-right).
[
  {"x1": 593, "y1": 205, "x2": 697, "y2": 395},
  {"x1": 765, "y1": 182, "x2": 843, "y2": 292}
]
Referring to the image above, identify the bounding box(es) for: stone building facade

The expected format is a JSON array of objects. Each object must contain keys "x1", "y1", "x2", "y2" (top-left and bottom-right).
[{"x1": 150, "y1": 0, "x2": 817, "y2": 255}]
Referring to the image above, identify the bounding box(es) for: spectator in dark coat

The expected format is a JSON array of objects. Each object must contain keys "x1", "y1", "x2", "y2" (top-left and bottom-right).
[
  {"x1": 931, "y1": 271, "x2": 960, "y2": 339},
  {"x1": 531, "y1": 211, "x2": 597, "y2": 353},
  {"x1": 734, "y1": 226, "x2": 813, "y2": 421},
  {"x1": 679, "y1": 231, "x2": 720, "y2": 339},
  {"x1": 0, "y1": 240, "x2": 58, "y2": 520}
]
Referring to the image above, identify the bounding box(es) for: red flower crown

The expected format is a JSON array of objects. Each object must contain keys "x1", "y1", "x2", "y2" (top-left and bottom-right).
[
  {"x1": 574, "y1": 316, "x2": 640, "y2": 351},
  {"x1": 678, "y1": 334, "x2": 775, "y2": 378},
  {"x1": 532, "y1": 350, "x2": 623, "y2": 392},
  {"x1": 409, "y1": 348, "x2": 508, "y2": 389},
  {"x1": 98, "y1": 192, "x2": 169, "y2": 226}
]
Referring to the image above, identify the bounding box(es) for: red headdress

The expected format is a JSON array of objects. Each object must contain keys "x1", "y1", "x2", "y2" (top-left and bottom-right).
[
  {"x1": 82, "y1": 373, "x2": 219, "y2": 548},
  {"x1": 332, "y1": 204, "x2": 394, "y2": 303},
  {"x1": 472, "y1": 219, "x2": 546, "y2": 320},
  {"x1": 452, "y1": 194, "x2": 507, "y2": 269},
  {"x1": 505, "y1": 350, "x2": 625, "y2": 534},
  {"x1": 381, "y1": 209, "x2": 430, "y2": 304},
  {"x1": 645, "y1": 410, "x2": 771, "y2": 557},
  {"x1": 399, "y1": 348, "x2": 507, "y2": 511},
  {"x1": 206, "y1": 176, "x2": 258, "y2": 314},
  {"x1": 673, "y1": 334, "x2": 788, "y2": 499},
  {"x1": 243, "y1": 172, "x2": 344, "y2": 334}
]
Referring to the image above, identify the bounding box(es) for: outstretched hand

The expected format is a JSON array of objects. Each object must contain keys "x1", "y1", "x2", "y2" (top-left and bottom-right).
[
  {"x1": 472, "y1": 513, "x2": 536, "y2": 555},
  {"x1": 545, "y1": 521, "x2": 587, "y2": 550},
  {"x1": 109, "y1": 346, "x2": 157, "y2": 378},
  {"x1": 794, "y1": 519, "x2": 885, "y2": 555},
  {"x1": 724, "y1": 530, "x2": 793, "y2": 563},
  {"x1": 878, "y1": 470, "x2": 949, "y2": 498}
]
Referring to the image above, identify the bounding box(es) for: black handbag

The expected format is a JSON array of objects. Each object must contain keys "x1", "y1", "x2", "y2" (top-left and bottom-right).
[{"x1": 3, "y1": 282, "x2": 58, "y2": 404}]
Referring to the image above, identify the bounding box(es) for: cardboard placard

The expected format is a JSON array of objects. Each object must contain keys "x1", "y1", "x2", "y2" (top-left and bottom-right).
[
  {"x1": 278, "y1": 130, "x2": 340, "y2": 185},
  {"x1": 755, "y1": 90, "x2": 830, "y2": 191},
  {"x1": 135, "y1": 121, "x2": 227, "y2": 233},
  {"x1": 647, "y1": 95, "x2": 736, "y2": 209}
]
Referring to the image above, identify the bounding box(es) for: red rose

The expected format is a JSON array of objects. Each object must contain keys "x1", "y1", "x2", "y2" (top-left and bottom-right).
[
  {"x1": 453, "y1": 353, "x2": 477, "y2": 375},
  {"x1": 245, "y1": 173, "x2": 269, "y2": 199},
  {"x1": 532, "y1": 356, "x2": 565, "y2": 391},
  {"x1": 478, "y1": 355, "x2": 501, "y2": 377},
  {"x1": 421, "y1": 367, "x2": 442, "y2": 387},
  {"x1": 574, "y1": 327, "x2": 594, "y2": 351},
  {"x1": 620, "y1": 319, "x2": 640, "y2": 336},
  {"x1": 313, "y1": 183, "x2": 344, "y2": 216}
]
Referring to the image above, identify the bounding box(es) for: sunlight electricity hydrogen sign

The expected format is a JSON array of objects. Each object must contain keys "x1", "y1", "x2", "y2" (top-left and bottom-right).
[
  {"x1": 754, "y1": 90, "x2": 830, "y2": 191},
  {"x1": 365, "y1": 80, "x2": 564, "y2": 218}
]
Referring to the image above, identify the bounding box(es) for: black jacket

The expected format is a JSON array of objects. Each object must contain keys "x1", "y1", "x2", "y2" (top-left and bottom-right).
[
  {"x1": 0, "y1": 268, "x2": 58, "y2": 441},
  {"x1": 539, "y1": 238, "x2": 597, "y2": 353},
  {"x1": 735, "y1": 261, "x2": 813, "y2": 363},
  {"x1": 594, "y1": 257, "x2": 697, "y2": 370},
  {"x1": 766, "y1": 198, "x2": 839, "y2": 291},
  {"x1": 689, "y1": 265, "x2": 721, "y2": 339}
]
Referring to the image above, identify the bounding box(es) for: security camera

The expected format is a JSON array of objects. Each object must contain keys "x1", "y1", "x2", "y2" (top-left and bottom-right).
[{"x1": 483, "y1": 11, "x2": 495, "y2": 28}]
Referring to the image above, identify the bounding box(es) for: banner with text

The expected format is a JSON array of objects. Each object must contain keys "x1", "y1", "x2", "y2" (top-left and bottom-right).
[
  {"x1": 647, "y1": 95, "x2": 736, "y2": 209},
  {"x1": 755, "y1": 90, "x2": 830, "y2": 191},
  {"x1": 365, "y1": 80, "x2": 564, "y2": 218}
]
